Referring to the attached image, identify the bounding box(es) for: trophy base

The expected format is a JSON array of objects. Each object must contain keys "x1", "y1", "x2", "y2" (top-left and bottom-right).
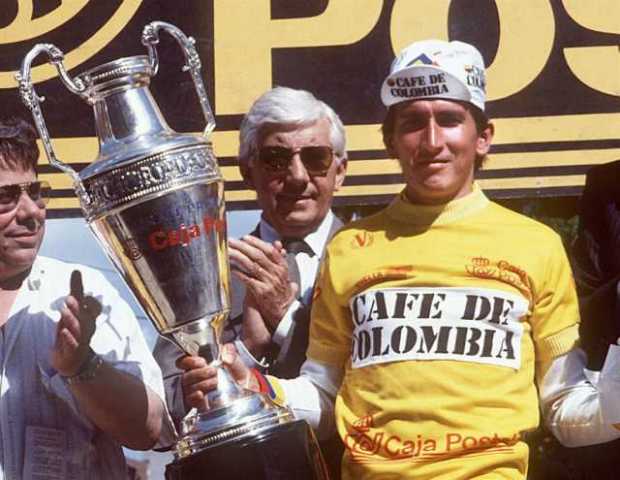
[{"x1": 165, "y1": 419, "x2": 330, "y2": 480}]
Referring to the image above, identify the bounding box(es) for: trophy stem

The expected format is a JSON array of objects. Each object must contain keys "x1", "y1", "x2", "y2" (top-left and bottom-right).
[{"x1": 205, "y1": 360, "x2": 248, "y2": 410}]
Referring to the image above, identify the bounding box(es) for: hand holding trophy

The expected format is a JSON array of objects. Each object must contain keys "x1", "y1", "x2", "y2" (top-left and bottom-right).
[{"x1": 18, "y1": 21, "x2": 329, "y2": 480}]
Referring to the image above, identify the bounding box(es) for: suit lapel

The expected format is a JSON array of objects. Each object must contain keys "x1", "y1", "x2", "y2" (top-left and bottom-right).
[{"x1": 327, "y1": 215, "x2": 344, "y2": 243}]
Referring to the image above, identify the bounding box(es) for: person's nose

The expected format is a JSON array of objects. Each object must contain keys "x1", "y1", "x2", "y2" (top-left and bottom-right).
[
  {"x1": 420, "y1": 118, "x2": 443, "y2": 155},
  {"x1": 286, "y1": 153, "x2": 310, "y2": 186},
  {"x1": 15, "y1": 191, "x2": 43, "y2": 230}
]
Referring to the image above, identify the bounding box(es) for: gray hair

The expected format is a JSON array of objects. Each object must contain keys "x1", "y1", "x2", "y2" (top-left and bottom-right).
[{"x1": 238, "y1": 87, "x2": 347, "y2": 169}]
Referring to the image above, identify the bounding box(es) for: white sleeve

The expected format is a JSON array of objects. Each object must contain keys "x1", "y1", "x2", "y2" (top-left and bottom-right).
[
  {"x1": 540, "y1": 345, "x2": 620, "y2": 447},
  {"x1": 278, "y1": 358, "x2": 343, "y2": 440},
  {"x1": 272, "y1": 300, "x2": 299, "y2": 348}
]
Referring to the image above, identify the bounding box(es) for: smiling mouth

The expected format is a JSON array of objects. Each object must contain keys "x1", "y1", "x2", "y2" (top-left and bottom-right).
[
  {"x1": 278, "y1": 194, "x2": 313, "y2": 202},
  {"x1": 8, "y1": 230, "x2": 40, "y2": 240},
  {"x1": 417, "y1": 158, "x2": 449, "y2": 165},
  {"x1": 413, "y1": 161, "x2": 451, "y2": 171},
  {"x1": 276, "y1": 195, "x2": 314, "y2": 212}
]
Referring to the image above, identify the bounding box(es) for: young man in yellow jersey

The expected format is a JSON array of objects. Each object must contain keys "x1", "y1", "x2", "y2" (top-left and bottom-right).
[{"x1": 179, "y1": 40, "x2": 620, "y2": 479}]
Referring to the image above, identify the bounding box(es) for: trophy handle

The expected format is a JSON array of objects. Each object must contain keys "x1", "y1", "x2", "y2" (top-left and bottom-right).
[
  {"x1": 16, "y1": 44, "x2": 86, "y2": 185},
  {"x1": 142, "y1": 21, "x2": 216, "y2": 138}
]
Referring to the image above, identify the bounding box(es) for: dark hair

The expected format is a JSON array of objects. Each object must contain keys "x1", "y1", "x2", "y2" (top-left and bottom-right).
[
  {"x1": 381, "y1": 101, "x2": 490, "y2": 171},
  {"x1": 0, "y1": 117, "x2": 39, "y2": 172}
]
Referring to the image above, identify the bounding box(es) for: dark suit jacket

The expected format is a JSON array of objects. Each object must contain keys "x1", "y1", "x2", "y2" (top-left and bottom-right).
[{"x1": 572, "y1": 160, "x2": 620, "y2": 370}]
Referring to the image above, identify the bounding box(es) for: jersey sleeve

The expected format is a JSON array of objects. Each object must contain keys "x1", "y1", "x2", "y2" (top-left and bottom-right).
[{"x1": 531, "y1": 233, "x2": 580, "y2": 378}]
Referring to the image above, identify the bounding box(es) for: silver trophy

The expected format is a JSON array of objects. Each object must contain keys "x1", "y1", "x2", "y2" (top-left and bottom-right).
[{"x1": 18, "y1": 22, "x2": 328, "y2": 480}]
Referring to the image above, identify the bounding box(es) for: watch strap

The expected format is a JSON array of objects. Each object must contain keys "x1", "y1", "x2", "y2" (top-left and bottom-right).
[{"x1": 63, "y1": 348, "x2": 104, "y2": 385}]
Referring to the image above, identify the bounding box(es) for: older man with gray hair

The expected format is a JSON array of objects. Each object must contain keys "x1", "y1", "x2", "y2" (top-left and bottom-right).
[
  {"x1": 154, "y1": 86, "x2": 347, "y2": 475},
  {"x1": 227, "y1": 86, "x2": 347, "y2": 378}
]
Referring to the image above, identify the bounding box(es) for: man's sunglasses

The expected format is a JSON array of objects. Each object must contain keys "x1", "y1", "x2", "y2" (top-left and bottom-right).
[
  {"x1": 258, "y1": 146, "x2": 334, "y2": 175},
  {"x1": 0, "y1": 181, "x2": 51, "y2": 210}
]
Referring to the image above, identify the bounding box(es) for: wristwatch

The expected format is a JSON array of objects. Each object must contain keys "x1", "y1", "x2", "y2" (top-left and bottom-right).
[{"x1": 63, "y1": 348, "x2": 104, "y2": 385}]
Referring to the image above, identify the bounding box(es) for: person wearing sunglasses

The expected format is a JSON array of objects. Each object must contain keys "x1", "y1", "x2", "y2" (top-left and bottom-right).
[
  {"x1": 153, "y1": 86, "x2": 347, "y2": 476},
  {"x1": 183, "y1": 41, "x2": 620, "y2": 480},
  {"x1": 0, "y1": 117, "x2": 172, "y2": 479}
]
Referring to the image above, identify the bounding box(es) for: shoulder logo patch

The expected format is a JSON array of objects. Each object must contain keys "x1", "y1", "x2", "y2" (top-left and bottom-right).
[{"x1": 351, "y1": 231, "x2": 374, "y2": 249}]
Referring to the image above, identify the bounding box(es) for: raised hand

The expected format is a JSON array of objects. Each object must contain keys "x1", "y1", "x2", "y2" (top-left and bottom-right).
[
  {"x1": 229, "y1": 236, "x2": 298, "y2": 331},
  {"x1": 51, "y1": 270, "x2": 102, "y2": 377}
]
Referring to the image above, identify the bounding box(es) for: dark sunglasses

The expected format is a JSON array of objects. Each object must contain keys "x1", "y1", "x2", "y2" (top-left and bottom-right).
[
  {"x1": 258, "y1": 145, "x2": 334, "y2": 175},
  {"x1": 0, "y1": 181, "x2": 51, "y2": 209}
]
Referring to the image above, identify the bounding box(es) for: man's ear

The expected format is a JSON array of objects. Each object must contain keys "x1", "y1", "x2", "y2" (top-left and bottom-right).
[
  {"x1": 239, "y1": 162, "x2": 255, "y2": 189},
  {"x1": 333, "y1": 159, "x2": 347, "y2": 192},
  {"x1": 383, "y1": 134, "x2": 397, "y2": 159},
  {"x1": 476, "y1": 122, "x2": 494, "y2": 157}
]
